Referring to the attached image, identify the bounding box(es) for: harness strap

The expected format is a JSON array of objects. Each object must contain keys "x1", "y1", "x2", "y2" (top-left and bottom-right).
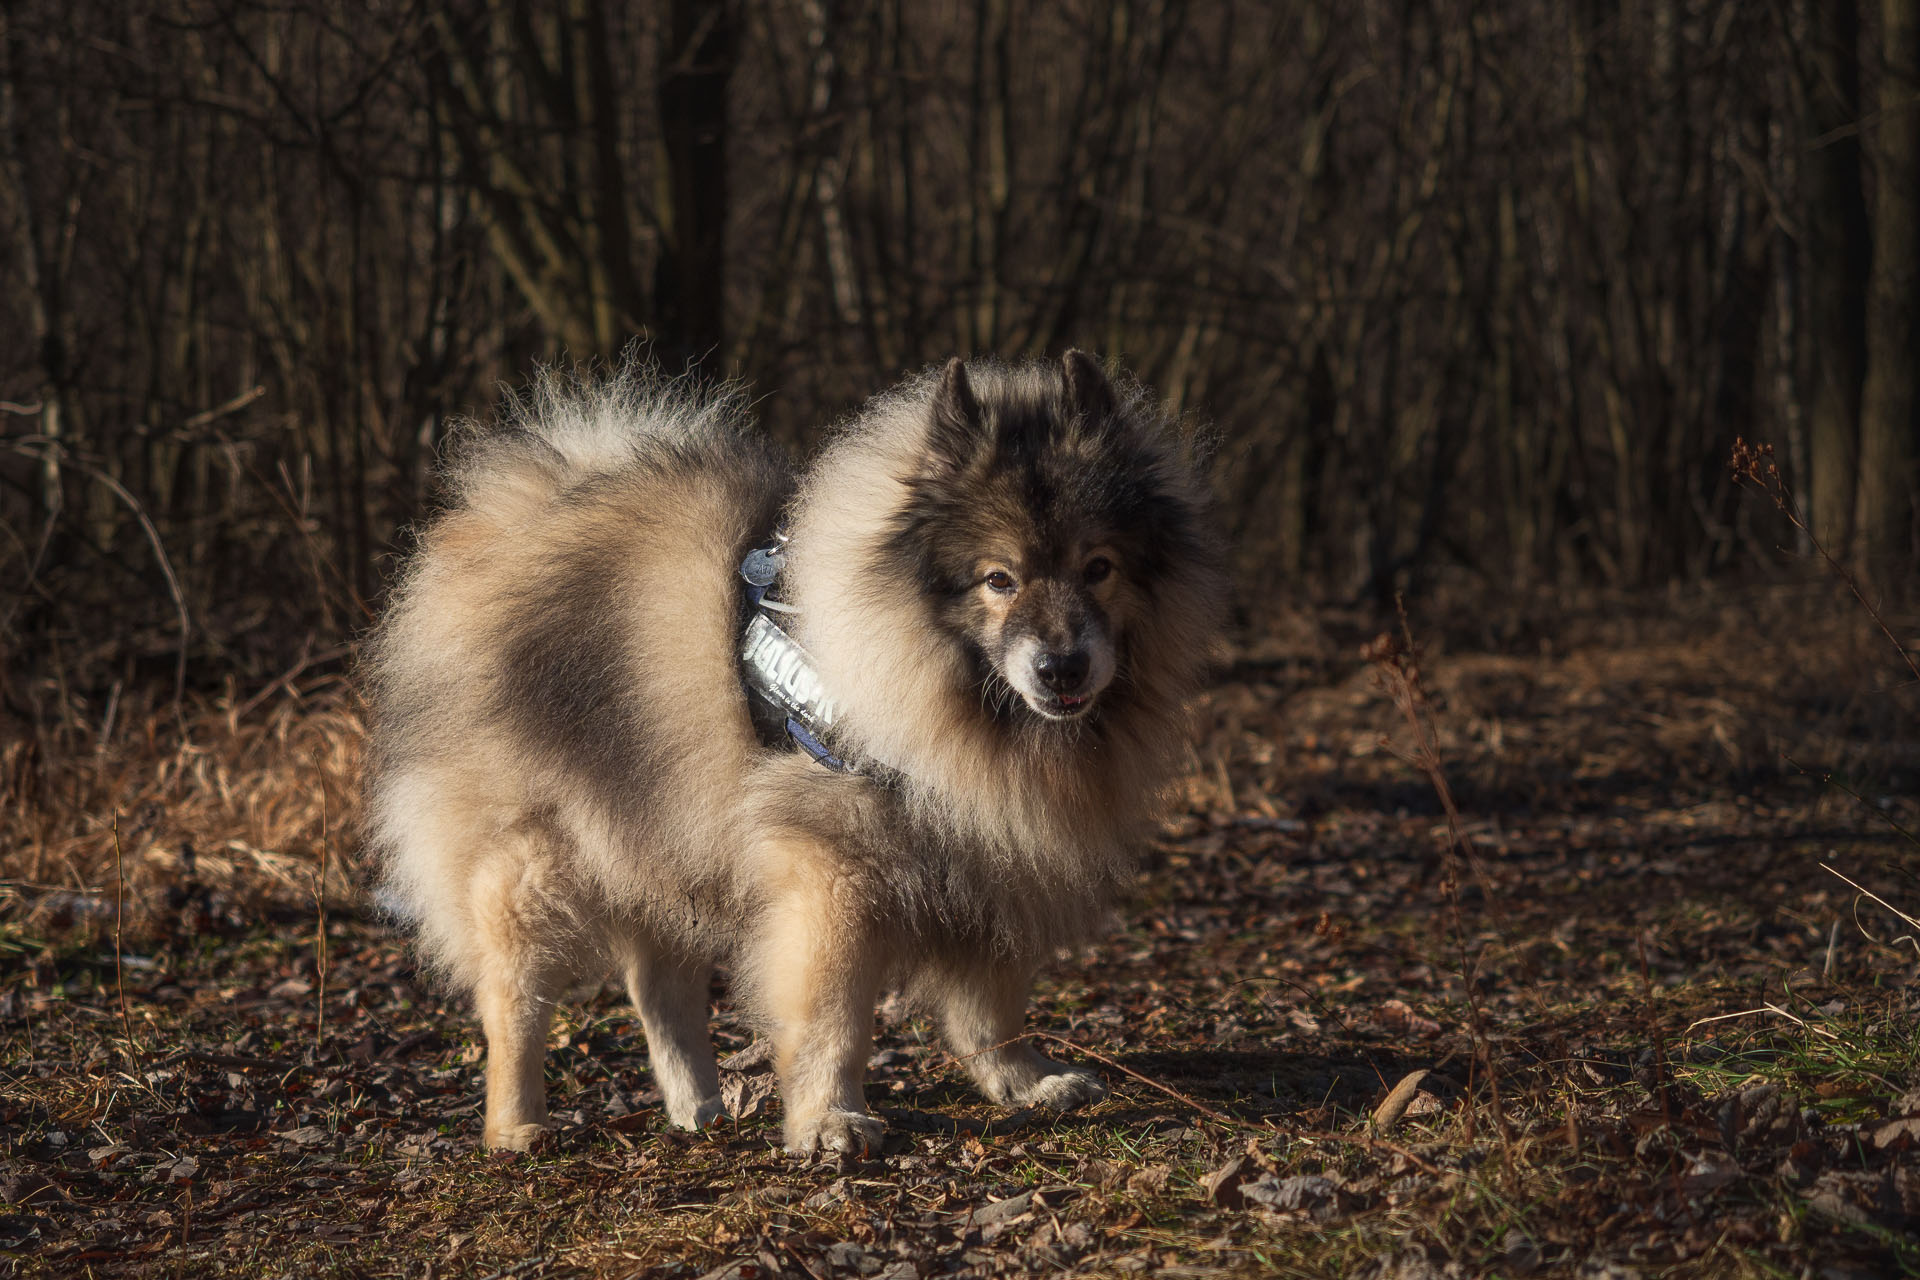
[
  {"x1": 784, "y1": 717, "x2": 852, "y2": 772},
  {"x1": 738, "y1": 532, "x2": 864, "y2": 775}
]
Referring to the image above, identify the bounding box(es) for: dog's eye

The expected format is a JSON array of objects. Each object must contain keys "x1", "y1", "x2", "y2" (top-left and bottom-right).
[
  {"x1": 1083, "y1": 557, "x2": 1113, "y2": 585},
  {"x1": 984, "y1": 570, "x2": 1017, "y2": 593}
]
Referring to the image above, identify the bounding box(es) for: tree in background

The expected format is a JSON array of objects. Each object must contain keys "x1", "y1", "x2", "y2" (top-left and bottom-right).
[
  {"x1": 1800, "y1": 0, "x2": 1871, "y2": 561},
  {"x1": 1857, "y1": 0, "x2": 1919, "y2": 586}
]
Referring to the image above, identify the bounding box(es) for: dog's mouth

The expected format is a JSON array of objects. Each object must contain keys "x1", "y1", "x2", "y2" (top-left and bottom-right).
[
  {"x1": 999, "y1": 638, "x2": 1113, "y2": 723},
  {"x1": 1029, "y1": 691, "x2": 1096, "y2": 721}
]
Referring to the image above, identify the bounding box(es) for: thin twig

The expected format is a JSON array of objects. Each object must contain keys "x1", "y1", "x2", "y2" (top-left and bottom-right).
[
  {"x1": 1363, "y1": 600, "x2": 1514, "y2": 1156},
  {"x1": 1009, "y1": 1031, "x2": 1241, "y2": 1128},
  {"x1": 1636, "y1": 935, "x2": 1673, "y2": 1128},
  {"x1": 1636, "y1": 933, "x2": 1695, "y2": 1224},
  {"x1": 1821, "y1": 862, "x2": 1920, "y2": 958},
  {"x1": 233, "y1": 642, "x2": 352, "y2": 722},
  {"x1": 314, "y1": 759, "x2": 331, "y2": 1052},
  {"x1": 473, "y1": 1255, "x2": 551, "y2": 1280},
  {"x1": 1729, "y1": 438, "x2": 1919, "y2": 687},
  {"x1": 1786, "y1": 759, "x2": 1920, "y2": 848},
  {"x1": 936, "y1": 1032, "x2": 1446, "y2": 1175},
  {"x1": 1682, "y1": 1004, "x2": 1841, "y2": 1041},
  {"x1": 111, "y1": 812, "x2": 140, "y2": 1058},
  {"x1": 263, "y1": 452, "x2": 372, "y2": 624},
  {"x1": 175, "y1": 1181, "x2": 193, "y2": 1275},
  {"x1": 8, "y1": 438, "x2": 193, "y2": 707},
  {"x1": 178, "y1": 383, "x2": 266, "y2": 434},
  {"x1": 148, "y1": 1049, "x2": 299, "y2": 1072}
]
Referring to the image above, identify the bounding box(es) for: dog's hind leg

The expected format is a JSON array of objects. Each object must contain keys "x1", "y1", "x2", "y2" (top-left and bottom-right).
[
  {"x1": 919, "y1": 961, "x2": 1109, "y2": 1112},
  {"x1": 476, "y1": 967, "x2": 560, "y2": 1150},
  {"x1": 618, "y1": 937, "x2": 724, "y2": 1129},
  {"x1": 466, "y1": 836, "x2": 578, "y2": 1151}
]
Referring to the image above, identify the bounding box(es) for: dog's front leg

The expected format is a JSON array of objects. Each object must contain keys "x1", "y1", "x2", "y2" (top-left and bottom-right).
[
  {"x1": 924, "y1": 960, "x2": 1108, "y2": 1111},
  {"x1": 619, "y1": 937, "x2": 725, "y2": 1130},
  {"x1": 752, "y1": 840, "x2": 884, "y2": 1155}
]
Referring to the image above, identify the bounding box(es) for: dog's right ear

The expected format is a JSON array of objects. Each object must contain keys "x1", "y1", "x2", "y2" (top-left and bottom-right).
[
  {"x1": 928, "y1": 357, "x2": 986, "y2": 471},
  {"x1": 1062, "y1": 349, "x2": 1116, "y2": 428}
]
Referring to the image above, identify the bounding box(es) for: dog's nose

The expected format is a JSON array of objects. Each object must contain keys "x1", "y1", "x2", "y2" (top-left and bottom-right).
[{"x1": 1034, "y1": 649, "x2": 1090, "y2": 693}]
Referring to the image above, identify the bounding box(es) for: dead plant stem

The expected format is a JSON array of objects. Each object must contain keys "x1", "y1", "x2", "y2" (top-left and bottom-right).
[
  {"x1": 111, "y1": 811, "x2": 139, "y2": 1058},
  {"x1": 1786, "y1": 757, "x2": 1920, "y2": 848},
  {"x1": 8, "y1": 439, "x2": 193, "y2": 709},
  {"x1": 1636, "y1": 932, "x2": 1695, "y2": 1221},
  {"x1": 314, "y1": 760, "x2": 330, "y2": 1052},
  {"x1": 1366, "y1": 598, "x2": 1515, "y2": 1158},
  {"x1": 1729, "y1": 439, "x2": 1918, "y2": 686}
]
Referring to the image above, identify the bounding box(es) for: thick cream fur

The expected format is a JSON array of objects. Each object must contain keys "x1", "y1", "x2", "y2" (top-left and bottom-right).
[
  {"x1": 364, "y1": 360, "x2": 1225, "y2": 1153},
  {"x1": 782, "y1": 365, "x2": 1224, "y2": 913}
]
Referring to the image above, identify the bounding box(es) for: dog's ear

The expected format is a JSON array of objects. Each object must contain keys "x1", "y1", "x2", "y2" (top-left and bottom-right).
[
  {"x1": 1062, "y1": 349, "x2": 1116, "y2": 429},
  {"x1": 929, "y1": 357, "x2": 986, "y2": 470}
]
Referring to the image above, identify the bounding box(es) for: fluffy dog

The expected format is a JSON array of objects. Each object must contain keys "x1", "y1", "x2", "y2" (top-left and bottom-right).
[{"x1": 365, "y1": 353, "x2": 1226, "y2": 1153}]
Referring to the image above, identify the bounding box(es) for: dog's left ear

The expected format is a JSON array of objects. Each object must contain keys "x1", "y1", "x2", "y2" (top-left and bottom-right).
[
  {"x1": 1062, "y1": 350, "x2": 1117, "y2": 428},
  {"x1": 929, "y1": 357, "x2": 987, "y2": 471}
]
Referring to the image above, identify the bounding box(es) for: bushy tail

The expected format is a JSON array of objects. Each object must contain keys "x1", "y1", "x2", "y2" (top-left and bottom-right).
[{"x1": 444, "y1": 361, "x2": 749, "y2": 515}]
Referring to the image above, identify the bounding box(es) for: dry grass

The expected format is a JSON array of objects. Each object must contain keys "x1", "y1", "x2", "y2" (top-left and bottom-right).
[
  {"x1": 1, "y1": 684, "x2": 361, "y2": 937},
  {"x1": 7, "y1": 582, "x2": 1914, "y2": 938}
]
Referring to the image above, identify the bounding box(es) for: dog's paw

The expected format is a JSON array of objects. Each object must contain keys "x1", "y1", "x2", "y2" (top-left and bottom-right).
[
  {"x1": 787, "y1": 1109, "x2": 883, "y2": 1156},
  {"x1": 1018, "y1": 1069, "x2": 1108, "y2": 1112},
  {"x1": 483, "y1": 1121, "x2": 551, "y2": 1152},
  {"x1": 670, "y1": 1094, "x2": 727, "y2": 1130}
]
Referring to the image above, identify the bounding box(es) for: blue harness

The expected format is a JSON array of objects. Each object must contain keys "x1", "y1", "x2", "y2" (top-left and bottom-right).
[{"x1": 738, "y1": 532, "x2": 860, "y2": 773}]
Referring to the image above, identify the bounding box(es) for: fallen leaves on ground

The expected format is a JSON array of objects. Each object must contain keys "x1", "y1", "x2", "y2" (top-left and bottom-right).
[{"x1": 3, "y1": 595, "x2": 1918, "y2": 1276}]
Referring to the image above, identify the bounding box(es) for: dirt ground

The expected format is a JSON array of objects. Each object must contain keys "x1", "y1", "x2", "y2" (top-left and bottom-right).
[{"x1": 3, "y1": 586, "x2": 1918, "y2": 1278}]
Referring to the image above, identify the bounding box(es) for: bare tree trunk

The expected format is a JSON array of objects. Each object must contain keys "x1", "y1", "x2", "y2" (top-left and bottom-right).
[
  {"x1": 576, "y1": 0, "x2": 647, "y2": 350},
  {"x1": 805, "y1": 1, "x2": 866, "y2": 350},
  {"x1": 733, "y1": 1, "x2": 834, "y2": 381},
  {"x1": 885, "y1": 0, "x2": 922, "y2": 362},
  {"x1": 657, "y1": 0, "x2": 734, "y2": 371},
  {"x1": 1857, "y1": 0, "x2": 1920, "y2": 584},
  {"x1": 1768, "y1": 97, "x2": 1812, "y2": 557},
  {"x1": 1493, "y1": 179, "x2": 1530, "y2": 586},
  {"x1": 1802, "y1": 0, "x2": 1870, "y2": 557},
  {"x1": 0, "y1": 9, "x2": 75, "y2": 526},
  {"x1": 961, "y1": 0, "x2": 1010, "y2": 353}
]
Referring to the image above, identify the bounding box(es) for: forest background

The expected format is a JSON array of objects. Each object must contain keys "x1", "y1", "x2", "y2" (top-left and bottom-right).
[{"x1": 4, "y1": 0, "x2": 1918, "y2": 697}]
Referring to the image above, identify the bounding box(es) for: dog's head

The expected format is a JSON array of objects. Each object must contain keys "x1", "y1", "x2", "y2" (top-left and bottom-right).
[{"x1": 884, "y1": 352, "x2": 1201, "y2": 725}]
